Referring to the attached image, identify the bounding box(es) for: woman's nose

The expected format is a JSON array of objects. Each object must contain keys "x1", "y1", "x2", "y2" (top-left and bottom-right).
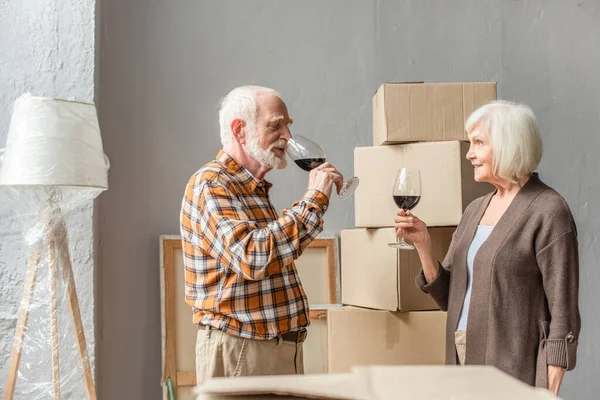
[{"x1": 466, "y1": 148, "x2": 475, "y2": 160}]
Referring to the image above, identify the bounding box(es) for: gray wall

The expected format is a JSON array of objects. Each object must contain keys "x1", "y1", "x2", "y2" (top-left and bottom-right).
[
  {"x1": 97, "y1": 1, "x2": 600, "y2": 399},
  {"x1": 0, "y1": 0, "x2": 97, "y2": 398}
]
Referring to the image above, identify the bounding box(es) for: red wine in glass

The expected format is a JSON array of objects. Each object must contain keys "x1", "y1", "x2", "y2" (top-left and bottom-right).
[
  {"x1": 294, "y1": 158, "x2": 326, "y2": 172},
  {"x1": 389, "y1": 168, "x2": 421, "y2": 250},
  {"x1": 393, "y1": 195, "x2": 421, "y2": 210},
  {"x1": 286, "y1": 134, "x2": 359, "y2": 200}
]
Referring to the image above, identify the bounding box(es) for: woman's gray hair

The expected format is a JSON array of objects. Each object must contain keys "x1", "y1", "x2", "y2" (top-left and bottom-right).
[
  {"x1": 218, "y1": 85, "x2": 280, "y2": 147},
  {"x1": 465, "y1": 100, "x2": 543, "y2": 183}
]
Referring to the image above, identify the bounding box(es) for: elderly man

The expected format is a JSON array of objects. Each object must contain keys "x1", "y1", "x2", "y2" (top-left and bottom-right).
[{"x1": 180, "y1": 85, "x2": 343, "y2": 384}]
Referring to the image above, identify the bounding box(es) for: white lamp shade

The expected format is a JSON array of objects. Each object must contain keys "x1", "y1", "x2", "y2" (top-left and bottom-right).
[{"x1": 0, "y1": 93, "x2": 109, "y2": 188}]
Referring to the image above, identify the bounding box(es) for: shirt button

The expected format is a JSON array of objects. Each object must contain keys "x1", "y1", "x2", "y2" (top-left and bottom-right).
[
  {"x1": 322, "y1": 205, "x2": 328, "y2": 211},
  {"x1": 566, "y1": 333, "x2": 576, "y2": 343},
  {"x1": 257, "y1": 182, "x2": 263, "y2": 187}
]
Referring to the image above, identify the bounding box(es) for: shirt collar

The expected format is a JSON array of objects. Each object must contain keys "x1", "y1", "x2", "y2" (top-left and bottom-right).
[{"x1": 216, "y1": 150, "x2": 272, "y2": 192}]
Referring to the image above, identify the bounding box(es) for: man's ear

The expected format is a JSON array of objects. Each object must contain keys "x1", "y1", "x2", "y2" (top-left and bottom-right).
[{"x1": 231, "y1": 119, "x2": 246, "y2": 144}]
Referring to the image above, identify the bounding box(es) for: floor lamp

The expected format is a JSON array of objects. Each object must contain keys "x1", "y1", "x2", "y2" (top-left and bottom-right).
[{"x1": 0, "y1": 94, "x2": 109, "y2": 399}]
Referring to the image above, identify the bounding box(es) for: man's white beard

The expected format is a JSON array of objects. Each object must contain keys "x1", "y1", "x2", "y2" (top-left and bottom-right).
[{"x1": 245, "y1": 128, "x2": 287, "y2": 170}]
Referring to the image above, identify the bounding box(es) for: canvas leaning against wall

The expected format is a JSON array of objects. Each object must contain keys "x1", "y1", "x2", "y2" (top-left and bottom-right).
[{"x1": 159, "y1": 234, "x2": 341, "y2": 400}]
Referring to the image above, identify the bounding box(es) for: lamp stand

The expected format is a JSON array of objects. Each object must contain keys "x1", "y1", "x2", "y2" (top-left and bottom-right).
[{"x1": 4, "y1": 201, "x2": 96, "y2": 400}]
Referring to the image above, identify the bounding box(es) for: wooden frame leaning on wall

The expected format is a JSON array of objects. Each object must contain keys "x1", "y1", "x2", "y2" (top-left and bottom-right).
[{"x1": 159, "y1": 234, "x2": 340, "y2": 397}]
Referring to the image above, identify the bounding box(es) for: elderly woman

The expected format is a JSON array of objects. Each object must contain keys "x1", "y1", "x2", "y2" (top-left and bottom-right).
[{"x1": 394, "y1": 101, "x2": 580, "y2": 395}]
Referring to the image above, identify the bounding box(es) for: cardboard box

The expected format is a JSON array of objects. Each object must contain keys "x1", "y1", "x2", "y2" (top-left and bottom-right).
[
  {"x1": 341, "y1": 227, "x2": 453, "y2": 312},
  {"x1": 303, "y1": 318, "x2": 328, "y2": 374},
  {"x1": 373, "y1": 82, "x2": 497, "y2": 145},
  {"x1": 354, "y1": 141, "x2": 492, "y2": 228},
  {"x1": 327, "y1": 308, "x2": 447, "y2": 374},
  {"x1": 196, "y1": 366, "x2": 558, "y2": 400},
  {"x1": 197, "y1": 372, "x2": 363, "y2": 400}
]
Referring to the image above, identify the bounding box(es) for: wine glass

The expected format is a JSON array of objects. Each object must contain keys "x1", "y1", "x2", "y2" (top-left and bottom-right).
[
  {"x1": 286, "y1": 134, "x2": 359, "y2": 200},
  {"x1": 388, "y1": 168, "x2": 421, "y2": 250}
]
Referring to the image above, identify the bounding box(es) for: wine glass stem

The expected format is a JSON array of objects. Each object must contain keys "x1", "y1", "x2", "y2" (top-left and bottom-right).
[{"x1": 397, "y1": 208, "x2": 408, "y2": 245}]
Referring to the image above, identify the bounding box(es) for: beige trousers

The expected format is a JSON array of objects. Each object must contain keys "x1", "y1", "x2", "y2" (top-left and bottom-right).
[
  {"x1": 455, "y1": 330, "x2": 467, "y2": 366},
  {"x1": 195, "y1": 327, "x2": 304, "y2": 386}
]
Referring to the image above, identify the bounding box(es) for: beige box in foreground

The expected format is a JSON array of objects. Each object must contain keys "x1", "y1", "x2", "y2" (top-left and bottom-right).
[
  {"x1": 341, "y1": 227, "x2": 453, "y2": 312},
  {"x1": 354, "y1": 141, "x2": 492, "y2": 228},
  {"x1": 373, "y1": 82, "x2": 497, "y2": 145},
  {"x1": 196, "y1": 366, "x2": 557, "y2": 400},
  {"x1": 327, "y1": 308, "x2": 447, "y2": 374}
]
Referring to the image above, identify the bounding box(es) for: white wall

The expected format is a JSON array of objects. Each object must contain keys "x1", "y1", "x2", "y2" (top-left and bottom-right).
[{"x1": 0, "y1": 0, "x2": 97, "y2": 398}]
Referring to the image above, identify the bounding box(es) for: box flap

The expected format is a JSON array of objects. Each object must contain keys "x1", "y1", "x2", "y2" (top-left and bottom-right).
[
  {"x1": 381, "y1": 81, "x2": 425, "y2": 85},
  {"x1": 374, "y1": 81, "x2": 425, "y2": 94},
  {"x1": 195, "y1": 373, "x2": 365, "y2": 400},
  {"x1": 354, "y1": 366, "x2": 557, "y2": 400},
  {"x1": 196, "y1": 364, "x2": 555, "y2": 400}
]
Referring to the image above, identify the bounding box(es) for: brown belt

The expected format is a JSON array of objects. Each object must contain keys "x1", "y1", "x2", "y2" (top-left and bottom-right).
[
  {"x1": 200, "y1": 325, "x2": 307, "y2": 343},
  {"x1": 280, "y1": 328, "x2": 308, "y2": 343}
]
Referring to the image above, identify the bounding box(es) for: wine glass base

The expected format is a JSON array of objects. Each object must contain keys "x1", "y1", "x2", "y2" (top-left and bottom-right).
[
  {"x1": 339, "y1": 177, "x2": 360, "y2": 201},
  {"x1": 388, "y1": 241, "x2": 415, "y2": 250}
]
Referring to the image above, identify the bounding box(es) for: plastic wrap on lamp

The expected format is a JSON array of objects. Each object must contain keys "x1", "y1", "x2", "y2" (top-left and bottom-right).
[
  {"x1": 0, "y1": 93, "x2": 110, "y2": 215},
  {"x1": 0, "y1": 93, "x2": 105, "y2": 399},
  {"x1": 0, "y1": 93, "x2": 109, "y2": 188},
  {"x1": 5, "y1": 202, "x2": 97, "y2": 400}
]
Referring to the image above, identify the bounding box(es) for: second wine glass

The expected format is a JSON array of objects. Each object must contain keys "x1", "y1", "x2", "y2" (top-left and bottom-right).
[{"x1": 286, "y1": 134, "x2": 359, "y2": 200}]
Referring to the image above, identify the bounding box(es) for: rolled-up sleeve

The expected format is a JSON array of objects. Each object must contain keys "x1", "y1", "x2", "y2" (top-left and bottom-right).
[
  {"x1": 416, "y1": 264, "x2": 452, "y2": 311},
  {"x1": 536, "y1": 229, "x2": 580, "y2": 370}
]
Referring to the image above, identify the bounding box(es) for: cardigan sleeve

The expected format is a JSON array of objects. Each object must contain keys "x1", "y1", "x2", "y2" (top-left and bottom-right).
[
  {"x1": 415, "y1": 230, "x2": 455, "y2": 311},
  {"x1": 414, "y1": 198, "x2": 477, "y2": 311},
  {"x1": 536, "y1": 228, "x2": 581, "y2": 370}
]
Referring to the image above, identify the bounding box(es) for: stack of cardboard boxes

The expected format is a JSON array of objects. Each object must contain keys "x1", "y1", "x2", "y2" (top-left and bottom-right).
[{"x1": 328, "y1": 82, "x2": 496, "y2": 373}]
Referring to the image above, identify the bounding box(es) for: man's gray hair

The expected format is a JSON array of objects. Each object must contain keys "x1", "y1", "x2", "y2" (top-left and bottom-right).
[{"x1": 218, "y1": 85, "x2": 280, "y2": 147}]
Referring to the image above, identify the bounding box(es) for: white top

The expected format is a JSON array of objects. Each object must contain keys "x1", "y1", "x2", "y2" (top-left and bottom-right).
[{"x1": 457, "y1": 225, "x2": 494, "y2": 331}]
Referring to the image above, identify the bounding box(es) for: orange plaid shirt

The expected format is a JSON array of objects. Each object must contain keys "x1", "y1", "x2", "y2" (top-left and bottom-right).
[{"x1": 180, "y1": 151, "x2": 329, "y2": 340}]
